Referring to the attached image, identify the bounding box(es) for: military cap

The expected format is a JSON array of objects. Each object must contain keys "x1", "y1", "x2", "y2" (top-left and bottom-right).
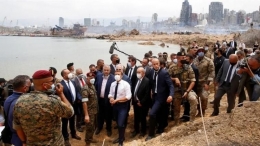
[
  {"x1": 67, "y1": 63, "x2": 74, "y2": 68},
  {"x1": 177, "y1": 52, "x2": 185, "y2": 56},
  {"x1": 0, "y1": 78, "x2": 6, "y2": 83},
  {"x1": 32, "y1": 70, "x2": 53, "y2": 79},
  {"x1": 197, "y1": 47, "x2": 205, "y2": 50},
  {"x1": 86, "y1": 72, "x2": 96, "y2": 78}
]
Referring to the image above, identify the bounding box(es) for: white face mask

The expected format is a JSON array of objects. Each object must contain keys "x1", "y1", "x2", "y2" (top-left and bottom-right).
[
  {"x1": 205, "y1": 47, "x2": 209, "y2": 51},
  {"x1": 90, "y1": 79, "x2": 95, "y2": 84},
  {"x1": 173, "y1": 59, "x2": 177, "y2": 63},
  {"x1": 136, "y1": 73, "x2": 142, "y2": 79},
  {"x1": 115, "y1": 75, "x2": 121, "y2": 81},
  {"x1": 127, "y1": 62, "x2": 131, "y2": 67},
  {"x1": 148, "y1": 62, "x2": 152, "y2": 66},
  {"x1": 68, "y1": 73, "x2": 74, "y2": 79}
]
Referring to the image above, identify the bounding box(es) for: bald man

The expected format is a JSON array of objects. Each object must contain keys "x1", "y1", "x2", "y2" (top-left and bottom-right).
[
  {"x1": 146, "y1": 58, "x2": 174, "y2": 141},
  {"x1": 211, "y1": 54, "x2": 239, "y2": 116}
]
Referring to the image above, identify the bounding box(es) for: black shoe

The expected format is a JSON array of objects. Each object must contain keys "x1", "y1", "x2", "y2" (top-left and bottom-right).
[
  {"x1": 210, "y1": 112, "x2": 219, "y2": 117},
  {"x1": 77, "y1": 127, "x2": 84, "y2": 132},
  {"x1": 130, "y1": 131, "x2": 139, "y2": 138},
  {"x1": 156, "y1": 129, "x2": 164, "y2": 134},
  {"x1": 118, "y1": 142, "x2": 123, "y2": 146},
  {"x1": 95, "y1": 129, "x2": 101, "y2": 135},
  {"x1": 238, "y1": 103, "x2": 243, "y2": 107},
  {"x1": 181, "y1": 118, "x2": 190, "y2": 122},
  {"x1": 139, "y1": 132, "x2": 146, "y2": 137},
  {"x1": 107, "y1": 130, "x2": 112, "y2": 137},
  {"x1": 113, "y1": 138, "x2": 119, "y2": 144},
  {"x1": 64, "y1": 139, "x2": 71, "y2": 146},
  {"x1": 145, "y1": 136, "x2": 154, "y2": 141},
  {"x1": 179, "y1": 116, "x2": 185, "y2": 120},
  {"x1": 72, "y1": 134, "x2": 81, "y2": 140},
  {"x1": 227, "y1": 110, "x2": 232, "y2": 113}
]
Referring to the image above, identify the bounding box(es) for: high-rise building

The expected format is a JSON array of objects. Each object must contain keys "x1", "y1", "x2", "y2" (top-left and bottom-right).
[
  {"x1": 223, "y1": 9, "x2": 229, "y2": 25},
  {"x1": 209, "y1": 2, "x2": 223, "y2": 24},
  {"x1": 237, "y1": 10, "x2": 246, "y2": 25},
  {"x1": 84, "y1": 18, "x2": 91, "y2": 27},
  {"x1": 229, "y1": 10, "x2": 237, "y2": 25},
  {"x1": 252, "y1": 11, "x2": 259, "y2": 22},
  {"x1": 59, "y1": 17, "x2": 64, "y2": 27},
  {"x1": 190, "y1": 13, "x2": 198, "y2": 26},
  {"x1": 152, "y1": 13, "x2": 158, "y2": 23},
  {"x1": 180, "y1": 0, "x2": 192, "y2": 26}
]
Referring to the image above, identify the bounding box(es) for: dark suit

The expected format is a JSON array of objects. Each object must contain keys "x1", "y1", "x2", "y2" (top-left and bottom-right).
[
  {"x1": 95, "y1": 74, "x2": 115, "y2": 131},
  {"x1": 144, "y1": 66, "x2": 152, "y2": 78},
  {"x1": 213, "y1": 60, "x2": 239, "y2": 114},
  {"x1": 229, "y1": 41, "x2": 237, "y2": 51},
  {"x1": 224, "y1": 47, "x2": 234, "y2": 58},
  {"x1": 74, "y1": 76, "x2": 87, "y2": 129},
  {"x1": 148, "y1": 68, "x2": 174, "y2": 136},
  {"x1": 133, "y1": 76, "x2": 151, "y2": 134},
  {"x1": 110, "y1": 64, "x2": 116, "y2": 75},
  {"x1": 125, "y1": 66, "x2": 138, "y2": 92},
  {"x1": 60, "y1": 80, "x2": 82, "y2": 140}
]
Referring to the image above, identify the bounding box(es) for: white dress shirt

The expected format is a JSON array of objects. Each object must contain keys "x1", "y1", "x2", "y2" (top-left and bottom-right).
[
  {"x1": 134, "y1": 78, "x2": 143, "y2": 100},
  {"x1": 108, "y1": 80, "x2": 132, "y2": 100},
  {"x1": 100, "y1": 75, "x2": 109, "y2": 98},
  {"x1": 64, "y1": 79, "x2": 76, "y2": 102}
]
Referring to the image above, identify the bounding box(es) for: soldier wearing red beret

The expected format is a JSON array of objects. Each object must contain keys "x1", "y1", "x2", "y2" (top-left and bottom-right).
[{"x1": 13, "y1": 70, "x2": 74, "y2": 146}]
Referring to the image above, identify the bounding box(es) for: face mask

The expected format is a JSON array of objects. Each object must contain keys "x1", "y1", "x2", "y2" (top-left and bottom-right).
[
  {"x1": 205, "y1": 47, "x2": 209, "y2": 51},
  {"x1": 46, "y1": 84, "x2": 55, "y2": 95},
  {"x1": 78, "y1": 74, "x2": 84, "y2": 79},
  {"x1": 127, "y1": 62, "x2": 131, "y2": 67},
  {"x1": 180, "y1": 60, "x2": 188, "y2": 64},
  {"x1": 68, "y1": 73, "x2": 74, "y2": 79},
  {"x1": 115, "y1": 75, "x2": 121, "y2": 81},
  {"x1": 173, "y1": 59, "x2": 177, "y2": 63},
  {"x1": 90, "y1": 79, "x2": 95, "y2": 84},
  {"x1": 198, "y1": 52, "x2": 205, "y2": 57},
  {"x1": 116, "y1": 59, "x2": 120, "y2": 64},
  {"x1": 148, "y1": 62, "x2": 152, "y2": 66},
  {"x1": 136, "y1": 73, "x2": 142, "y2": 79},
  {"x1": 230, "y1": 62, "x2": 237, "y2": 66}
]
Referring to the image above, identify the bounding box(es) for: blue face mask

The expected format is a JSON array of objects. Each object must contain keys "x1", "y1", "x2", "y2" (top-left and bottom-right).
[{"x1": 198, "y1": 52, "x2": 205, "y2": 57}]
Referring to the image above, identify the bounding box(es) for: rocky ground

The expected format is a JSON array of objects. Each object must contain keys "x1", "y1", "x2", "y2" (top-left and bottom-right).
[{"x1": 70, "y1": 91, "x2": 260, "y2": 146}]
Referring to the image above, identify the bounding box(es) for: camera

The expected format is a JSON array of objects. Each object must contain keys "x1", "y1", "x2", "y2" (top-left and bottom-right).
[{"x1": 239, "y1": 59, "x2": 248, "y2": 68}]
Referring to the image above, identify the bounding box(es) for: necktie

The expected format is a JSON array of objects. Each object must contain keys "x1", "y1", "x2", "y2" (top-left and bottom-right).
[
  {"x1": 67, "y1": 81, "x2": 75, "y2": 102},
  {"x1": 134, "y1": 79, "x2": 141, "y2": 101},
  {"x1": 114, "y1": 82, "x2": 119, "y2": 100},
  {"x1": 153, "y1": 71, "x2": 158, "y2": 92},
  {"x1": 80, "y1": 78, "x2": 85, "y2": 87},
  {"x1": 226, "y1": 65, "x2": 234, "y2": 83},
  {"x1": 128, "y1": 68, "x2": 133, "y2": 79}
]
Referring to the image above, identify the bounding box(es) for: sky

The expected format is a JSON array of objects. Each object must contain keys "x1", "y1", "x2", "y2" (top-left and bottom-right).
[{"x1": 0, "y1": 0, "x2": 259, "y2": 26}]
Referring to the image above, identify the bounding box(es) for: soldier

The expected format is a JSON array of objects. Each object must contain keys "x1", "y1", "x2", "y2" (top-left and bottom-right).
[
  {"x1": 81, "y1": 72, "x2": 98, "y2": 146},
  {"x1": 168, "y1": 52, "x2": 198, "y2": 124},
  {"x1": 13, "y1": 70, "x2": 74, "y2": 145},
  {"x1": 193, "y1": 48, "x2": 215, "y2": 116},
  {"x1": 204, "y1": 45, "x2": 214, "y2": 60}
]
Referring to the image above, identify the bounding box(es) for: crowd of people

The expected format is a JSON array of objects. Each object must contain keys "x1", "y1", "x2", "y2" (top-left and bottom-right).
[{"x1": 0, "y1": 39, "x2": 259, "y2": 146}]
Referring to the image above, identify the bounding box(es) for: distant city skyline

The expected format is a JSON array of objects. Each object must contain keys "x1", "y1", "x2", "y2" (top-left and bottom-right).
[{"x1": 0, "y1": 0, "x2": 259, "y2": 26}]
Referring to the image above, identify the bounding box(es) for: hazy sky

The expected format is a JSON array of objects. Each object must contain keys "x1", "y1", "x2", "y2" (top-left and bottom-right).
[{"x1": 0, "y1": 0, "x2": 259, "y2": 20}]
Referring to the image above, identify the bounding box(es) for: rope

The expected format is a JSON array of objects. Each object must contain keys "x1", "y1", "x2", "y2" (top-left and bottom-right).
[
  {"x1": 102, "y1": 139, "x2": 106, "y2": 146},
  {"x1": 199, "y1": 96, "x2": 210, "y2": 146}
]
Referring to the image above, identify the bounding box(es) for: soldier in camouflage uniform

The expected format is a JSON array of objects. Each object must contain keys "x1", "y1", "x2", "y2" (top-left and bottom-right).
[
  {"x1": 168, "y1": 52, "x2": 198, "y2": 124},
  {"x1": 13, "y1": 70, "x2": 74, "y2": 146},
  {"x1": 81, "y1": 72, "x2": 98, "y2": 145},
  {"x1": 193, "y1": 48, "x2": 215, "y2": 116}
]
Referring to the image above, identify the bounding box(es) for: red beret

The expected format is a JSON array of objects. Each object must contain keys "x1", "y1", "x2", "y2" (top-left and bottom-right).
[
  {"x1": 86, "y1": 72, "x2": 95, "y2": 78},
  {"x1": 32, "y1": 70, "x2": 53, "y2": 79}
]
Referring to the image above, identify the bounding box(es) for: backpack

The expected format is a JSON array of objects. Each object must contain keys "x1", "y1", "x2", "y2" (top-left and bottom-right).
[{"x1": 1, "y1": 98, "x2": 16, "y2": 144}]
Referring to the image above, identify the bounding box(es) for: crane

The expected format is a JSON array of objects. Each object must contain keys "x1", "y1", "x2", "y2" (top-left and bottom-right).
[{"x1": 2, "y1": 16, "x2": 6, "y2": 26}]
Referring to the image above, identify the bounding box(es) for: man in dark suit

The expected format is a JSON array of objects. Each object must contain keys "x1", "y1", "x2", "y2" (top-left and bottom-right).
[
  {"x1": 74, "y1": 68, "x2": 87, "y2": 132},
  {"x1": 224, "y1": 44, "x2": 235, "y2": 58},
  {"x1": 131, "y1": 67, "x2": 151, "y2": 138},
  {"x1": 211, "y1": 54, "x2": 239, "y2": 116},
  {"x1": 229, "y1": 39, "x2": 237, "y2": 51},
  {"x1": 125, "y1": 57, "x2": 138, "y2": 91},
  {"x1": 110, "y1": 54, "x2": 120, "y2": 75},
  {"x1": 60, "y1": 69, "x2": 82, "y2": 145},
  {"x1": 95, "y1": 65, "x2": 115, "y2": 137},
  {"x1": 146, "y1": 58, "x2": 174, "y2": 141},
  {"x1": 141, "y1": 58, "x2": 152, "y2": 78}
]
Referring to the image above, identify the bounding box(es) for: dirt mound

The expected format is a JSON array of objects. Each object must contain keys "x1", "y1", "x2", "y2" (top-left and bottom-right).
[
  {"x1": 239, "y1": 29, "x2": 260, "y2": 47},
  {"x1": 159, "y1": 43, "x2": 165, "y2": 47},
  {"x1": 129, "y1": 29, "x2": 139, "y2": 35},
  {"x1": 137, "y1": 101, "x2": 260, "y2": 146},
  {"x1": 138, "y1": 41, "x2": 155, "y2": 45}
]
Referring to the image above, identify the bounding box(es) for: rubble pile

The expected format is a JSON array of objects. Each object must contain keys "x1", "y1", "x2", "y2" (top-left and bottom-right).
[
  {"x1": 239, "y1": 29, "x2": 260, "y2": 47},
  {"x1": 140, "y1": 101, "x2": 260, "y2": 146},
  {"x1": 129, "y1": 29, "x2": 140, "y2": 35},
  {"x1": 138, "y1": 41, "x2": 155, "y2": 45}
]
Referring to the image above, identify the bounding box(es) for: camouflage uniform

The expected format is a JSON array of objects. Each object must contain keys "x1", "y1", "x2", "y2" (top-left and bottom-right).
[
  {"x1": 168, "y1": 63, "x2": 198, "y2": 123},
  {"x1": 193, "y1": 56, "x2": 215, "y2": 115},
  {"x1": 13, "y1": 91, "x2": 74, "y2": 146},
  {"x1": 81, "y1": 84, "x2": 98, "y2": 143},
  {"x1": 205, "y1": 51, "x2": 214, "y2": 60}
]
